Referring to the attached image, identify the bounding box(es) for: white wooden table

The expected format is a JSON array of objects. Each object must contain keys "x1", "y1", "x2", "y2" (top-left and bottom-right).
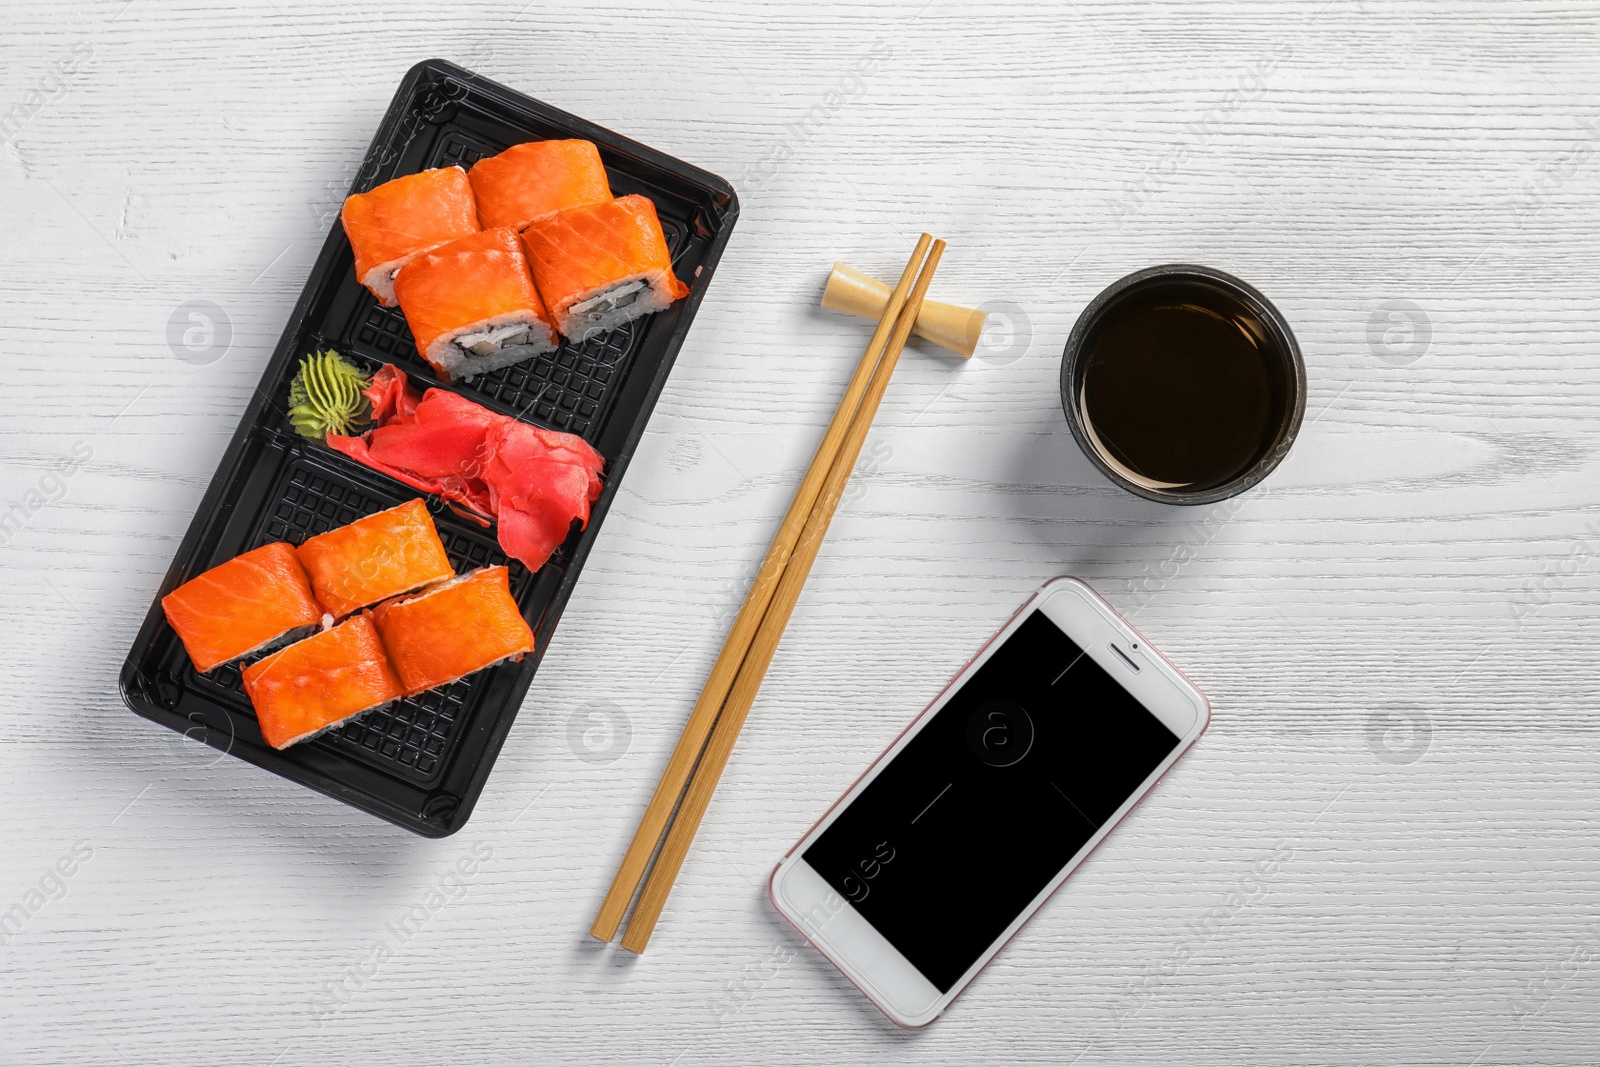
[{"x1": 2, "y1": 1, "x2": 1598, "y2": 1063}]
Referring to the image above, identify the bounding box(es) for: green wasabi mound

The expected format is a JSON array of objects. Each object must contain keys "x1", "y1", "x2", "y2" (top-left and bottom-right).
[{"x1": 287, "y1": 349, "x2": 371, "y2": 440}]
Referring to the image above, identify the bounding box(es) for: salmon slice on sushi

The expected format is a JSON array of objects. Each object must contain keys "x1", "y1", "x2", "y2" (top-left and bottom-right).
[
  {"x1": 392, "y1": 227, "x2": 559, "y2": 382},
  {"x1": 468, "y1": 139, "x2": 613, "y2": 232},
  {"x1": 372, "y1": 566, "x2": 533, "y2": 695},
  {"x1": 243, "y1": 615, "x2": 404, "y2": 750},
  {"x1": 340, "y1": 166, "x2": 481, "y2": 307},
  {"x1": 520, "y1": 194, "x2": 689, "y2": 342},
  {"x1": 161, "y1": 542, "x2": 325, "y2": 673},
  {"x1": 295, "y1": 499, "x2": 455, "y2": 618}
]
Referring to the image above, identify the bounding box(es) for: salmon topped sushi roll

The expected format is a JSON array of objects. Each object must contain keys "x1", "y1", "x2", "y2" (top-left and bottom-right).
[
  {"x1": 243, "y1": 615, "x2": 404, "y2": 750},
  {"x1": 468, "y1": 139, "x2": 613, "y2": 232},
  {"x1": 161, "y1": 542, "x2": 325, "y2": 673},
  {"x1": 372, "y1": 566, "x2": 533, "y2": 695},
  {"x1": 341, "y1": 167, "x2": 480, "y2": 307},
  {"x1": 520, "y1": 194, "x2": 689, "y2": 342},
  {"x1": 392, "y1": 227, "x2": 559, "y2": 382},
  {"x1": 295, "y1": 499, "x2": 455, "y2": 618}
]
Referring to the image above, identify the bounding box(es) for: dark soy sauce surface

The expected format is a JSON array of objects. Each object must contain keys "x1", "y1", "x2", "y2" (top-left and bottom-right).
[{"x1": 1078, "y1": 282, "x2": 1288, "y2": 492}]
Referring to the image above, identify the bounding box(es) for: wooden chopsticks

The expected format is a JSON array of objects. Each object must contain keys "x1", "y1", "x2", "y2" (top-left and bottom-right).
[{"x1": 591, "y1": 234, "x2": 947, "y2": 952}]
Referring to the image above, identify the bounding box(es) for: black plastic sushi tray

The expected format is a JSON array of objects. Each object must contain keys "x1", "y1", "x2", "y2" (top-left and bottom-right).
[{"x1": 119, "y1": 59, "x2": 738, "y2": 836}]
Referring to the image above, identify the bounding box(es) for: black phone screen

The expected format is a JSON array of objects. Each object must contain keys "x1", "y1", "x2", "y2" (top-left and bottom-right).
[{"x1": 802, "y1": 609, "x2": 1180, "y2": 992}]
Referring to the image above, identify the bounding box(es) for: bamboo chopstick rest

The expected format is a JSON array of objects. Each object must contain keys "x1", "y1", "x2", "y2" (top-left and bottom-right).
[{"x1": 822, "y1": 261, "x2": 985, "y2": 358}]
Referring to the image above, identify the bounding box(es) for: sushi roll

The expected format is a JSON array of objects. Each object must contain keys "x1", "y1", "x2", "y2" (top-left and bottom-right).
[
  {"x1": 372, "y1": 566, "x2": 533, "y2": 695},
  {"x1": 161, "y1": 542, "x2": 325, "y2": 673},
  {"x1": 520, "y1": 194, "x2": 689, "y2": 342},
  {"x1": 468, "y1": 139, "x2": 613, "y2": 232},
  {"x1": 340, "y1": 167, "x2": 481, "y2": 307},
  {"x1": 392, "y1": 227, "x2": 559, "y2": 382},
  {"x1": 295, "y1": 499, "x2": 455, "y2": 618},
  {"x1": 243, "y1": 615, "x2": 404, "y2": 750}
]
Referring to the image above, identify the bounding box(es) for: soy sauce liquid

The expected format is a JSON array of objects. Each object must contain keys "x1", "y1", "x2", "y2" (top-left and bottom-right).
[{"x1": 1078, "y1": 282, "x2": 1289, "y2": 493}]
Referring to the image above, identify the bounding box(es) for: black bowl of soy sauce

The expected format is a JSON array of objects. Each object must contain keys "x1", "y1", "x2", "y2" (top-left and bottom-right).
[{"x1": 1060, "y1": 264, "x2": 1305, "y2": 506}]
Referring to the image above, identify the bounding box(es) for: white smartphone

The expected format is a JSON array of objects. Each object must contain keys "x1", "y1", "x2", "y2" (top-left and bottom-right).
[{"x1": 768, "y1": 576, "x2": 1209, "y2": 1028}]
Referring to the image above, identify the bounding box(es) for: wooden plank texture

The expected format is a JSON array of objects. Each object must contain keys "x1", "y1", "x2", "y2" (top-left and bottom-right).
[{"x1": 0, "y1": 1, "x2": 1597, "y2": 1063}]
